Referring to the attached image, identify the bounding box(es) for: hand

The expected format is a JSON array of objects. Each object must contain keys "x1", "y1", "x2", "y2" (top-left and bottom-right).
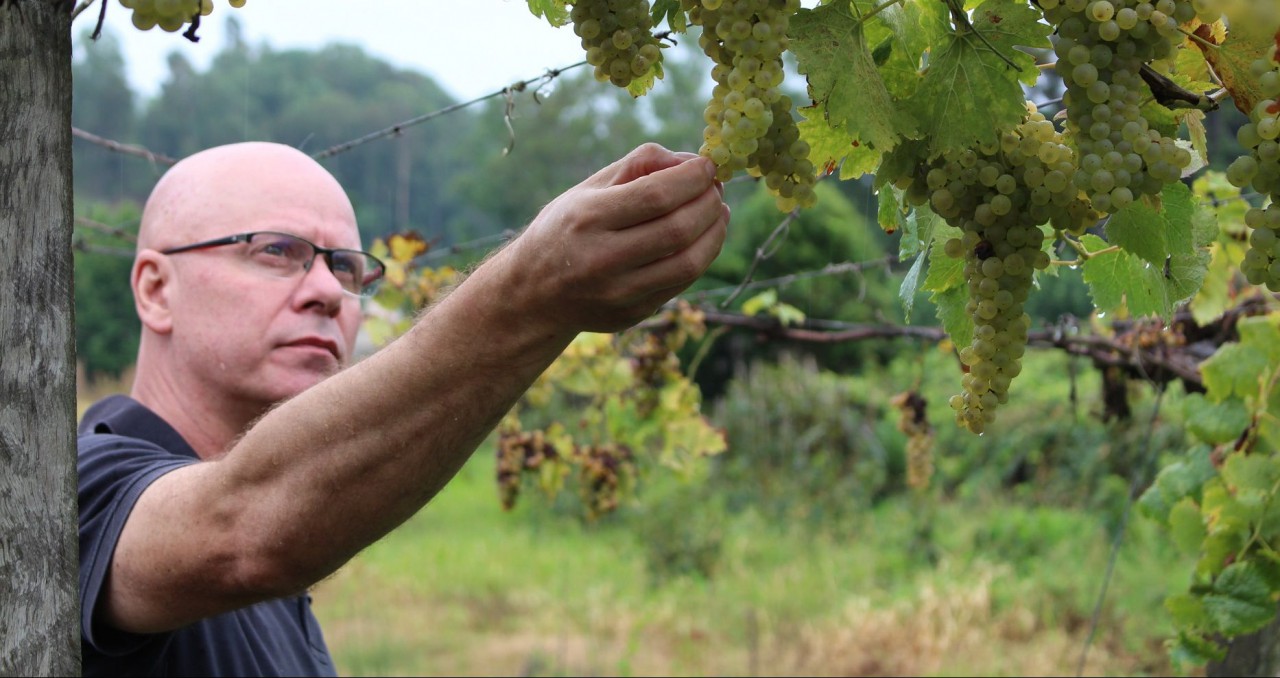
[{"x1": 499, "y1": 143, "x2": 730, "y2": 333}]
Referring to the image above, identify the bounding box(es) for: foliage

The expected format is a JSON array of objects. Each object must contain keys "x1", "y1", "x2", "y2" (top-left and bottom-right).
[
  {"x1": 83, "y1": 0, "x2": 1280, "y2": 667},
  {"x1": 707, "y1": 352, "x2": 900, "y2": 528},
  {"x1": 72, "y1": 202, "x2": 141, "y2": 379},
  {"x1": 524, "y1": 2, "x2": 1280, "y2": 657},
  {"x1": 363, "y1": 233, "x2": 726, "y2": 523},
  {"x1": 1138, "y1": 312, "x2": 1280, "y2": 667}
]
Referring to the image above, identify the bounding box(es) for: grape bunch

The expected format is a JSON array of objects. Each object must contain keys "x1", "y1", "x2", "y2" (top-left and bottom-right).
[
  {"x1": 1041, "y1": 0, "x2": 1220, "y2": 212},
  {"x1": 495, "y1": 427, "x2": 560, "y2": 511},
  {"x1": 890, "y1": 391, "x2": 935, "y2": 490},
  {"x1": 569, "y1": 0, "x2": 664, "y2": 89},
  {"x1": 577, "y1": 443, "x2": 635, "y2": 519},
  {"x1": 626, "y1": 329, "x2": 679, "y2": 416},
  {"x1": 118, "y1": 0, "x2": 241, "y2": 33},
  {"x1": 683, "y1": 0, "x2": 816, "y2": 212},
  {"x1": 1228, "y1": 44, "x2": 1280, "y2": 290},
  {"x1": 901, "y1": 105, "x2": 1086, "y2": 433}
]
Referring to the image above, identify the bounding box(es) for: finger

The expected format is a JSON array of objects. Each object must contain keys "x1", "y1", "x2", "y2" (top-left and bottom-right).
[
  {"x1": 626, "y1": 205, "x2": 728, "y2": 295},
  {"x1": 610, "y1": 186, "x2": 726, "y2": 268},
  {"x1": 587, "y1": 143, "x2": 696, "y2": 187},
  {"x1": 595, "y1": 154, "x2": 719, "y2": 230}
]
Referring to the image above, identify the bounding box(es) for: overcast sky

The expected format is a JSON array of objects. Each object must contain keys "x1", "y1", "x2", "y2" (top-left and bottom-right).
[{"x1": 73, "y1": 0, "x2": 595, "y2": 102}]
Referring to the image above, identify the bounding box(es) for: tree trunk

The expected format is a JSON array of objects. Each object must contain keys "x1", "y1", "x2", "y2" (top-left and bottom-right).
[
  {"x1": 1209, "y1": 613, "x2": 1280, "y2": 678},
  {"x1": 0, "y1": 1, "x2": 80, "y2": 674}
]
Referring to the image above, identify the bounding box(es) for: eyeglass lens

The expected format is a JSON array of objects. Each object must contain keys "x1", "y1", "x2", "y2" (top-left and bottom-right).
[{"x1": 245, "y1": 233, "x2": 379, "y2": 295}]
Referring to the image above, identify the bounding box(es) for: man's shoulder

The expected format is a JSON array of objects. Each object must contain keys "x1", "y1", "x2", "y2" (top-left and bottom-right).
[{"x1": 78, "y1": 395, "x2": 198, "y2": 461}]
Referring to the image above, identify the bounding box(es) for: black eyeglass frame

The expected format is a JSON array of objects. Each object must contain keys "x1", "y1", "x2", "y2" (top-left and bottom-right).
[{"x1": 159, "y1": 231, "x2": 387, "y2": 297}]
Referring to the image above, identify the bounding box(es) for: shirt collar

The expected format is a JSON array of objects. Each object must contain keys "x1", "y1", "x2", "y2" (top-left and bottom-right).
[{"x1": 78, "y1": 394, "x2": 200, "y2": 460}]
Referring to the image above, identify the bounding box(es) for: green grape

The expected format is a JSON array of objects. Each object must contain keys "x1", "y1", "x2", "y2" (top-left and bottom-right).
[
  {"x1": 687, "y1": 0, "x2": 812, "y2": 211},
  {"x1": 1238, "y1": 53, "x2": 1280, "y2": 291},
  {"x1": 1049, "y1": 0, "x2": 1202, "y2": 212},
  {"x1": 902, "y1": 104, "x2": 1083, "y2": 433},
  {"x1": 571, "y1": 0, "x2": 663, "y2": 89}
]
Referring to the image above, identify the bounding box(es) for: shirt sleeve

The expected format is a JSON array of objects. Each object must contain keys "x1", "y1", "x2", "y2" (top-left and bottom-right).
[{"x1": 78, "y1": 433, "x2": 197, "y2": 657}]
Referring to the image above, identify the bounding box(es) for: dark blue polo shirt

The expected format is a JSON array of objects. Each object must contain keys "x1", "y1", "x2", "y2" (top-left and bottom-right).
[{"x1": 79, "y1": 395, "x2": 337, "y2": 677}]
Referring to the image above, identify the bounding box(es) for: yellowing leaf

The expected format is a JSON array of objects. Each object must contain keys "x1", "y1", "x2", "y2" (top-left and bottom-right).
[
  {"x1": 388, "y1": 232, "x2": 428, "y2": 264},
  {"x1": 1194, "y1": 12, "x2": 1280, "y2": 115}
]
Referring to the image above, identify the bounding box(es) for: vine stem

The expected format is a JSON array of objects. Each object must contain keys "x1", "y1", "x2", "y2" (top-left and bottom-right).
[{"x1": 856, "y1": 0, "x2": 908, "y2": 24}]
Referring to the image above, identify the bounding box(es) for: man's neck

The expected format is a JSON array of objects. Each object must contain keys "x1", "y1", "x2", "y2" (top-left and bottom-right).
[{"x1": 130, "y1": 373, "x2": 268, "y2": 461}]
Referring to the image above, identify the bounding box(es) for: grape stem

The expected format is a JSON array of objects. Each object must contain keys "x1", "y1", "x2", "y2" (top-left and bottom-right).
[{"x1": 1061, "y1": 233, "x2": 1120, "y2": 261}]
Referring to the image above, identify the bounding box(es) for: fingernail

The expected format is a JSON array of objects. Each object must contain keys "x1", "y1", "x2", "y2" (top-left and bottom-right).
[{"x1": 702, "y1": 158, "x2": 717, "y2": 179}]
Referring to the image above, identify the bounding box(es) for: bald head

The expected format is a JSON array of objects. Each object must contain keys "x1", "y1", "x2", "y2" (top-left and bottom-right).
[{"x1": 138, "y1": 142, "x2": 359, "y2": 252}]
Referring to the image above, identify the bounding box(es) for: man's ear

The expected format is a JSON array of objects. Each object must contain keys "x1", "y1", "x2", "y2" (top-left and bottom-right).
[{"x1": 133, "y1": 252, "x2": 174, "y2": 334}]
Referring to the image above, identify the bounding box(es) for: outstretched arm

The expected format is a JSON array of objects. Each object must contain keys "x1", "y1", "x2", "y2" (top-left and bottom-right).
[{"x1": 101, "y1": 144, "x2": 729, "y2": 634}]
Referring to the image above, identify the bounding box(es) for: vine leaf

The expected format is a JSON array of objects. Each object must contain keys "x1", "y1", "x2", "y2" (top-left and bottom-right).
[
  {"x1": 1137, "y1": 444, "x2": 1216, "y2": 523},
  {"x1": 895, "y1": 201, "x2": 942, "y2": 321},
  {"x1": 921, "y1": 223, "x2": 971, "y2": 348},
  {"x1": 797, "y1": 101, "x2": 881, "y2": 179},
  {"x1": 525, "y1": 0, "x2": 570, "y2": 27},
  {"x1": 1201, "y1": 316, "x2": 1280, "y2": 403},
  {"x1": 906, "y1": 0, "x2": 1050, "y2": 158},
  {"x1": 650, "y1": 0, "x2": 686, "y2": 32},
  {"x1": 1183, "y1": 393, "x2": 1250, "y2": 445},
  {"x1": 1193, "y1": 19, "x2": 1280, "y2": 115},
  {"x1": 1204, "y1": 562, "x2": 1277, "y2": 636},
  {"x1": 1189, "y1": 172, "x2": 1251, "y2": 325},
  {"x1": 791, "y1": 1, "x2": 916, "y2": 155},
  {"x1": 1085, "y1": 183, "x2": 1213, "y2": 321}
]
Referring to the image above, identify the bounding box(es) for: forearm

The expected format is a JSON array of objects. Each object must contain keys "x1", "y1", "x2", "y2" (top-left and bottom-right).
[
  {"x1": 103, "y1": 145, "x2": 726, "y2": 634},
  {"x1": 227, "y1": 246, "x2": 570, "y2": 588}
]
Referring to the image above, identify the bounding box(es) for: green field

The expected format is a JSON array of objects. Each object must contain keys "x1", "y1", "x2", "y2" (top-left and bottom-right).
[{"x1": 311, "y1": 448, "x2": 1195, "y2": 677}]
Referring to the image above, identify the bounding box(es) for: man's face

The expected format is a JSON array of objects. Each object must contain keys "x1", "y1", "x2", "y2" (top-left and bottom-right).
[{"x1": 151, "y1": 149, "x2": 366, "y2": 409}]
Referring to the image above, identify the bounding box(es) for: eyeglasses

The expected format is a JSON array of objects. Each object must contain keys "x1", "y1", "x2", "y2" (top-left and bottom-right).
[{"x1": 160, "y1": 231, "x2": 386, "y2": 297}]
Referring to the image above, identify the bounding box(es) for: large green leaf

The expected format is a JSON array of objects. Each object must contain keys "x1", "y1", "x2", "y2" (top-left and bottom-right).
[
  {"x1": 1079, "y1": 227, "x2": 1210, "y2": 322},
  {"x1": 906, "y1": 0, "x2": 1051, "y2": 158},
  {"x1": 1184, "y1": 392, "x2": 1250, "y2": 445},
  {"x1": 1204, "y1": 562, "x2": 1277, "y2": 636},
  {"x1": 1201, "y1": 344, "x2": 1270, "y2": 402},
  {"x1": 1137, "y1": 444, "x2": 1216, "y2": 522},
  {"x1": 792, "y1": 0, "x2": 916, "y2": 153}
]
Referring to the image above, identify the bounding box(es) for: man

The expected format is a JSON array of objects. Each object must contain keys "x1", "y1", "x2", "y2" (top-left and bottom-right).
[{"x1": 78, "y1": 140, "x2": 729, "y2": 675}]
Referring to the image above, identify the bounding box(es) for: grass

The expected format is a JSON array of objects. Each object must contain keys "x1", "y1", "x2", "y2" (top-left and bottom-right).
[{"x1": 311, "y1": 449, "x2": 1198, "y2": 677}]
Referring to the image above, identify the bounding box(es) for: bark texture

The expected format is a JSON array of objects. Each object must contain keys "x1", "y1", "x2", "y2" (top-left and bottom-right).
[{"x1": 0, "y1": 0, "x2": 80, "y2": 674}]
